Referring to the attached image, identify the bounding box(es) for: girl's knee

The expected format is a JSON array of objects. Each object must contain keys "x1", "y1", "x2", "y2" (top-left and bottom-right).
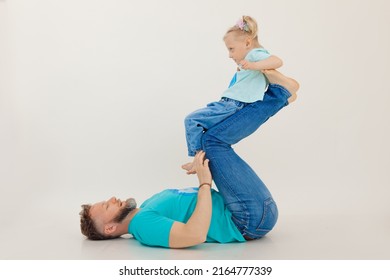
[{"x1": 184, "y1": 114, "x2": 193, "y2": 126}]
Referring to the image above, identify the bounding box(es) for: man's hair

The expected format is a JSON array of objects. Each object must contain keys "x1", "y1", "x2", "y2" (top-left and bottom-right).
[{"x1": 79, "y1": 204, "x2": 116, "y2": 240}]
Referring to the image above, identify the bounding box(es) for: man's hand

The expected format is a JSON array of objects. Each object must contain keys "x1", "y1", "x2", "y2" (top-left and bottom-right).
[{"x1": 194, "y1": 151, "x2": 212, "y2": 186}]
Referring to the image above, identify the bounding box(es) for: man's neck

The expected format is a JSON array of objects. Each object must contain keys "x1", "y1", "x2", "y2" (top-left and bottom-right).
[{"x1": 120, "y1": 208, "x2": 140, "y2": 234}]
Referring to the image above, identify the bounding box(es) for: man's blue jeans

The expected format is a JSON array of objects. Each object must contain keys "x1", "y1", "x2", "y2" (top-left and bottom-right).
[{"x1": 201, "y1": 84, "x2": 291, "y2": 240}]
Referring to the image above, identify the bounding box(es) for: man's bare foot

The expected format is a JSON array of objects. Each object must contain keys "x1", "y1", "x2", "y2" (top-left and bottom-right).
[
  {"x1": 181, "y1": 162, "x2": 196, "y2": 174},
  {"x1": 262, "y1": 69, "x2": 299, "y2": 104}
]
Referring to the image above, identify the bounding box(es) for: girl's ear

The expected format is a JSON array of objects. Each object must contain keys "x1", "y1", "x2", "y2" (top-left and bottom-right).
[{"x1": 245, "y1": 37, "x2": 252, "y2": 47}]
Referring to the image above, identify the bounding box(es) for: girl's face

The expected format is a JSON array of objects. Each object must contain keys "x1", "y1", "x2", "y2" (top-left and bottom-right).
[{"x1": 224, "y1": 33, "x2": 251, "y2": 65}]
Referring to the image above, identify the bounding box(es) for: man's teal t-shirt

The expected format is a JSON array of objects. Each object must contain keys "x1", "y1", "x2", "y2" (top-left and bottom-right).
[
  {"x1": 128, "y1": 187, "x2": 245, "y2": 247},
  {"x1": 222, "y1": 48, "x2": 271, "y2": 103}
]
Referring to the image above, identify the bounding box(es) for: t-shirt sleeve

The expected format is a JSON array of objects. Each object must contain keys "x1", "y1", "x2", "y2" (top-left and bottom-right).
[
  {"x1": 247, "y1": 49, "x2": 271, "y2": 62},
  {"x1": 129, "y1": 210, "x2": 175, "y2": 248}
]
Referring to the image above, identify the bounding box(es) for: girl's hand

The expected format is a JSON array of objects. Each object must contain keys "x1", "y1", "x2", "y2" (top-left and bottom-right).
[
  {"x1": 239, "y1": 60, "x2": 254, "y2": 70},
  {"x1": 194, "y1": 151, "x2": 212, "y2": 185}
]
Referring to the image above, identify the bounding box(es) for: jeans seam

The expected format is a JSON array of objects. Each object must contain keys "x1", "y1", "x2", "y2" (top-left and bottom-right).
[{"x1": 258, "y1": 198, "x2": 271, "y2": 229}]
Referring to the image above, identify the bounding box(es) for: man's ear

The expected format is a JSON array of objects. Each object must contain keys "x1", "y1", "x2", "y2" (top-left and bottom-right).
[{"x1": 104, "y1": 223, "x2": 118, "y2": 235}]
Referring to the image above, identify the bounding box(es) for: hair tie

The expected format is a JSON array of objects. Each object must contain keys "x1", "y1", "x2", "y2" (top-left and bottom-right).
[{"x1": 236, "y1": 17, "x2": 249, "y2": 32}]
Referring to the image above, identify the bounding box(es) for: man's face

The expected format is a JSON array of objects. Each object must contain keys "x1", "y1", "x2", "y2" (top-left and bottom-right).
[
  {"x1": 224, "y1": 33, "x2": 250, "y2": 65},
  {"x1": 89, "y1": 197, "x2": 137, "y2": 228}
]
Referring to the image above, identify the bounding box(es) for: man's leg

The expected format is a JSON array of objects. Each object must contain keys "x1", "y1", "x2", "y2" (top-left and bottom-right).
[
  {"x1": 202, "y1": 75, "x2": 298, "y2": 239},
  {"x1": 263, "y1": 69, "x2": 299, "y2": 104},
  {"x1": 183, "y1": 99, "x2": 245, "y2": 172}
]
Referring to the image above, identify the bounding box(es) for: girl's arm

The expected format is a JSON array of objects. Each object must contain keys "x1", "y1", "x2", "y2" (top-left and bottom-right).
[{"x1": 240, "y1": 55, "x2": 283, "y2": 71}]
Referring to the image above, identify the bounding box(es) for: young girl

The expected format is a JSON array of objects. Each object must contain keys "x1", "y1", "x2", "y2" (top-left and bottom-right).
[{"x1": 182, "y1": 16, "x2": 296, "y2": 173}]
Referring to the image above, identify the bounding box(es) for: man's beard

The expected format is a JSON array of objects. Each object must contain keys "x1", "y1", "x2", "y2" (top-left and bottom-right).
[{"x1": 113, "y1": 198, "x2": 137, "y2": 223}]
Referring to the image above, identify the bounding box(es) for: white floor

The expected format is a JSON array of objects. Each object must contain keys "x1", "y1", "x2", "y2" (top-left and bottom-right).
[{"x1": 1, "y1": 204, "x2": 389, "y2": 260}]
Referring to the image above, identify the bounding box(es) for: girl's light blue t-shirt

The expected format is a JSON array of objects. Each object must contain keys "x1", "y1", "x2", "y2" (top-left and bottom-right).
[
  {"x1": 223, "y1": 48, "x2": 271, "y2": 103},
  {"x1": 128, "y1": 187, "x2": 245, "y2": 247}
]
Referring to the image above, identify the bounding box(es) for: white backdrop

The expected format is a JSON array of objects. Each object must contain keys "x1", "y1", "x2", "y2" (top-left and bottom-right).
[{"x1": 1, "y1": 0, "x2": 389, "y2": 259}]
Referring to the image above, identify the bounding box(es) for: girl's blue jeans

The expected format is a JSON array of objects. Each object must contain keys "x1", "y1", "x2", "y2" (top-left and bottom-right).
[
  {"x1": 201, "y1": 84, "x2": 291, "y2": 240},
  {"x1": 185, "y1": 97, "x2": 247, "y2": 156}
]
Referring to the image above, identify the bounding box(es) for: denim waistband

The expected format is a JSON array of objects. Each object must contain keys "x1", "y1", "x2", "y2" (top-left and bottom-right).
[{"x1": 220, "y1": 97, "x2": 248, "y2": 107}]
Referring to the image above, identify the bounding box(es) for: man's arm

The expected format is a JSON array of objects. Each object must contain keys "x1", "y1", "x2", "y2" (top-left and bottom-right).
[
  {"x1": 169, "y1": 151, "x2": 212, "y2": 248},
  {"x1": 240, "y1": 55, "x2": 283, "y2": 71}
]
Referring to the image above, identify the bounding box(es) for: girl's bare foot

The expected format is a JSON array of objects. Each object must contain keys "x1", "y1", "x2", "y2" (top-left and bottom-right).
[
  {"x1": 181, "y1": 162, "x2": 196, "y2": 174},
  {"x1": 262, "y1": 69, "x2": 299, "y2": 104}
]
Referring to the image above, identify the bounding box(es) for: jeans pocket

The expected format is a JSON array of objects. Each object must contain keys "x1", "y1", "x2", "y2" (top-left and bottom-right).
[{"x1": 256, "y1": 197, "x2": 279, "y2": 235}]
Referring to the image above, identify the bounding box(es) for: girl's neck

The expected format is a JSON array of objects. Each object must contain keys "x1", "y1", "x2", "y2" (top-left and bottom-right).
[
  {"x1": 252, "y1": 41, "x2": 262, "y2": 48},
  {"x1": 246, "y1": 44, "x2": 262, "y2": 55}
]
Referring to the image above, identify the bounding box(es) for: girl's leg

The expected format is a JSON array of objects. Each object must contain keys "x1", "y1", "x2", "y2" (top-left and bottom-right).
[
  {"x1": 202, "y1": 76, "x2": 297, "y2": 239},
  {"x1": 184, "y1": 99, "x2": 245, "y2": 157}
]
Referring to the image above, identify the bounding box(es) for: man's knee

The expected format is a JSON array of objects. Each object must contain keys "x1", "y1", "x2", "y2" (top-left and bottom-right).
[{"x1": 201, "y1": 131, "x2": 214, "y2": 151}]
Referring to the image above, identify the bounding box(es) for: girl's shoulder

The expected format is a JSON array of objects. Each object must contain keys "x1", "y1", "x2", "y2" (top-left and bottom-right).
[{"x1": 246, "y1": 48, "x2": 270, "y2": 61}]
